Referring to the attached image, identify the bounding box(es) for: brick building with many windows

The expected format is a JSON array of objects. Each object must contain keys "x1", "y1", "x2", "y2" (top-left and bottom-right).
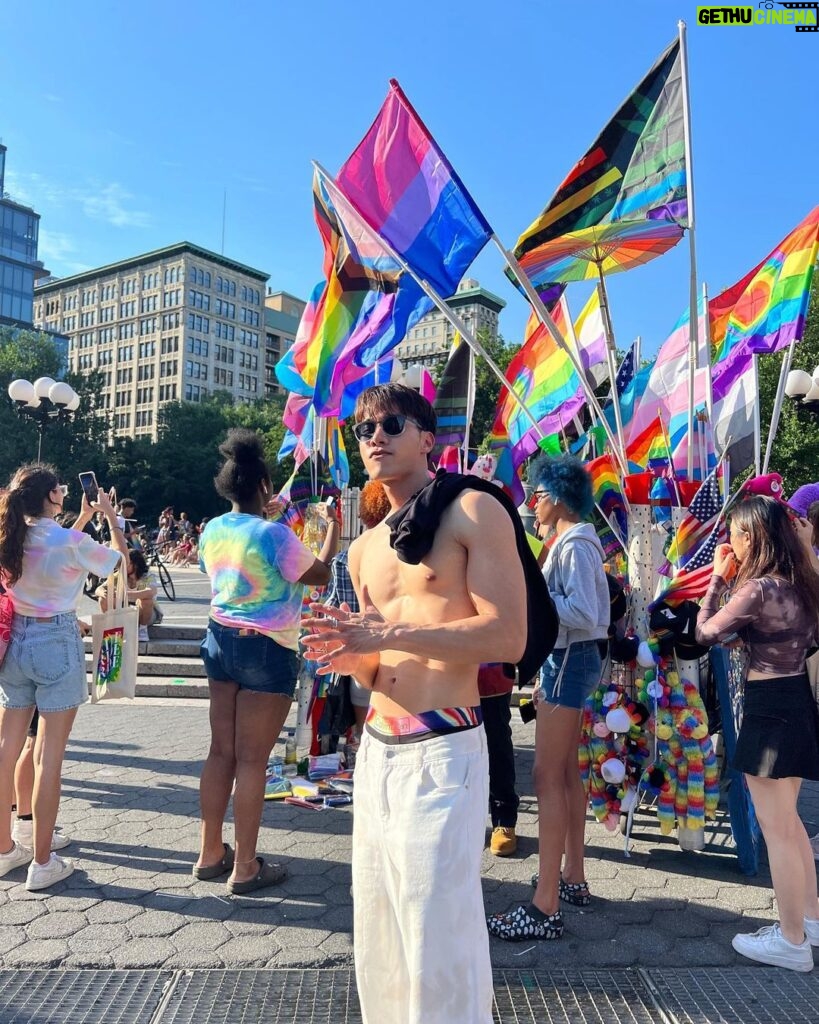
[{"x1": 34, "y1": 243, "x2": 269, "y2": 439}]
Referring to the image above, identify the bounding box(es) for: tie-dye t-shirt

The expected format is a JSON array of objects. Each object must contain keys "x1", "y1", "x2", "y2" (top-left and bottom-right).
[{"x1": 199, "y1": 513, "x2": 316, "y2": 650}]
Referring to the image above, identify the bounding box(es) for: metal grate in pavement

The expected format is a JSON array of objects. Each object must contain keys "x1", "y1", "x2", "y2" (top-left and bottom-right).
[
  {"x1": 158, "y1": 970, "x2": 362, "y2": 1024},
  {"x1": 643, "y1": 966, "x2": 819, "y2": 1024},
  {"x1": 157, "y1": 969, "x2": 661, "y2": 1024},
  {"x1": 492, "y1": 970, "x2": 661, "y2": 1024},
  {"x1": 0, "y1": 970, "x2": 169, "y2": 1024}
]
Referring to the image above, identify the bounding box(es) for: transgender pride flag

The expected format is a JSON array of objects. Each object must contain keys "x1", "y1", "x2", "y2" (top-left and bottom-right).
[{"x1": 336, "y1": 80, "x2": 493, "y2": 299}]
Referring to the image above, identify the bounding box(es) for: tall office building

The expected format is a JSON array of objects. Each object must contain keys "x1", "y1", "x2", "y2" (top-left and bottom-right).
[
  {"x1": 263, "y1": 290, "x2": 305, "y2": 400},
  {"x1": 393, "y1": 278, "x2": 505, "y2": 370},
  {"x1": 34, "y1": 242, "x2": 269, "y2": 439},
  {"x1": 0, "y1": 143, "x2": 48, "y2": 327}
]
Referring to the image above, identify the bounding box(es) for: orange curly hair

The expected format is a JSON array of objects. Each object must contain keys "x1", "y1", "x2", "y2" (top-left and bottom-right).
[{"x1": 359, "y1": 480, "x2": 392, "y2": 529}]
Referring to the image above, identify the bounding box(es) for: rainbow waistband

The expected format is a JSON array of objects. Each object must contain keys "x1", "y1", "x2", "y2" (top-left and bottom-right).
[{"x1": 365, "y1": 705, "x2": 482, "y2": 744}]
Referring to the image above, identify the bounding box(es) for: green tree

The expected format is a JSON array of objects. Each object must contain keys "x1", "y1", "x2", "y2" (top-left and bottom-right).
[
  {"x1": 756, "y1": 277, "x2": 819, "y2": 492},
  {"x1": 470, "y1": 331, "x2": 520, "y2": 450},
  {"x1": 0, "y1": 328, "x2": 67, "y2": 482}
]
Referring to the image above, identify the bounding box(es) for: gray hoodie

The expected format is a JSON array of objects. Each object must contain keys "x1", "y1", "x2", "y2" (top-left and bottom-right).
[{"x1": 542, "y1": 522, "x2": 610, "y2": 649}]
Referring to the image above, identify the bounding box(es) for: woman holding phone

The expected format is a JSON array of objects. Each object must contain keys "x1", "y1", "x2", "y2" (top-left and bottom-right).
[
  {"x1": 0, "y1": 464, "x2": 128, "y2": 889},
  {"x1": 696, "y1": 496, "x2": 819, "y2": 971},
  {"x1": 195, "y1": 429, "x2": 339, "y2": 894}
]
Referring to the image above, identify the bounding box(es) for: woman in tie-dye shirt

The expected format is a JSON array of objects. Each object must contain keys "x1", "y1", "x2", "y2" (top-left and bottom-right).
[{"x1": 195, "y1": 429, "x2": 339, "y2": 895}]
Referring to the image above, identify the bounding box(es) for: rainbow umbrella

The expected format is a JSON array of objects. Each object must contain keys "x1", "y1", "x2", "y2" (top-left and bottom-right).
[{"x1": 515, "y1": 219, "x2": 684, "y2": 453}]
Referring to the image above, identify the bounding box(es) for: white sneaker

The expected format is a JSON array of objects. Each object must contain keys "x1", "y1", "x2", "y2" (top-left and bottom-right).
[
  {"x1": 805, "y1": 917, "x2": 819, "y2": 947},
  {"x1": 25, "y1": 853, "x2": 75, "y2": 891},
  {"x1": 138, "y1": 625, "x2": 149, "y2": 642},
  {"x1": 11, "y1": 818, "x2": 71, "y2": 852},
  {"x1": 0, "y1": 841, "x2": 33, "y2": 878},
  {"x1": 732, "y1": 924, "x2": 813, "y2": 971}
]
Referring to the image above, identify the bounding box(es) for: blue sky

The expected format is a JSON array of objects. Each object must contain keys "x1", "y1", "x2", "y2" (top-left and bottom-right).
[{"x1": 1, "y1": 0, "x2": 816, "y2": 357}]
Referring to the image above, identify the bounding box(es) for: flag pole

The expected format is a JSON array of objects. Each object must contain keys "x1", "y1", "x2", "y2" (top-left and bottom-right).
[
  {"x1": 701, "y1": 282, "x2": 713, "y2": 417},
  {"x1": 462, "y1": 344, "x2": 476, "y2": 472},
  {"x1": 312, "y1": 162, "x2": 547, "y2": 442},
  {"x1": 595, "y1": 264, "x2": 627, "y2": 455},
  {"x1": 762, "y1": 340, "x2": 796, "y2": 475},
  {"x1": 679, "y1": 19, "x2": 700, "y2": 481},
  {"x1": 491, "y1": 235, "x2": 628, "y2": 475},
  {"x1": 753, "y1": 355, "x2": 762, "y2": 476}
]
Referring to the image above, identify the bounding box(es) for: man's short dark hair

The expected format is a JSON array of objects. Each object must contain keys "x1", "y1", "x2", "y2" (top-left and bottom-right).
[
  {"x1": 119, "y1": 498, "x2": 136, "y2": 509},
  {"x1": 354, "y1": 383, "x2": 437, "y2": 437}
]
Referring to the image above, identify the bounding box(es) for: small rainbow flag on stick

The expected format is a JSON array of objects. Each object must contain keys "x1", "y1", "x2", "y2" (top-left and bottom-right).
[{"x1": 586, "y1": 454, "x2": 628, "y2": 543}]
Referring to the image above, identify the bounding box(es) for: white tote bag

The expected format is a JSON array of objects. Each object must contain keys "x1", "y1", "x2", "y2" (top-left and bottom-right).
[{"x1": 90, "y1": 558, "x2": 139, "y2": 702}]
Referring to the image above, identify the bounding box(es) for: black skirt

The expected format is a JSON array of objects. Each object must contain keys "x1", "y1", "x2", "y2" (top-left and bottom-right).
[{"x1": 733, "y1": 674, "x2": 819, "y2": 780}]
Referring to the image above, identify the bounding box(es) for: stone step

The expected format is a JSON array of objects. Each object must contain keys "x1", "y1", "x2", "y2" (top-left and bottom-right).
[
  {"x1": 83, "y1": 637, "x2": 201, "y2": 659},
  {"x1": 87, "y1": 676, "x2": 209, "y2": 699},
  {"x1": 85, "y1": 654, "x2": 207, "y2": 678}
]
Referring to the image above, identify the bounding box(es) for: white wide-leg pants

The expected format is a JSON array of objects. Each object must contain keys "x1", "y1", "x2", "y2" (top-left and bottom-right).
[{"x1": 352, "y1": 725, "x2": 492, "y2": 1024}]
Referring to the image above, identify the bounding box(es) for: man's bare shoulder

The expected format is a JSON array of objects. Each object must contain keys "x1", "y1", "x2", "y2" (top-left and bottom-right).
[
  {"x1": 449, "y1": 488, "x2": 515, "y2": 532},
  {"x1": 348, "y1": 521, "x2": 389, "y2": 564}
]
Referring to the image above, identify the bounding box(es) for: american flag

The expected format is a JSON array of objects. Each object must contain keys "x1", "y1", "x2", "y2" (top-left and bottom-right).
[
  {"x1": 651, "y1": 518, "x2": 727, "y2": 609},
  {"x1": 665, "y1": 467, "x2": 723, "y2": 571},
  {"x1": 615, "y1": 343, "x2": 636, "y2": 396}
]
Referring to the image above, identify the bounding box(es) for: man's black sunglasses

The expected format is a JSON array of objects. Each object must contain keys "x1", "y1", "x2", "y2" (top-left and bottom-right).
[{"x1": 352, "y1": 414, "x2": 424, "y2": 442}]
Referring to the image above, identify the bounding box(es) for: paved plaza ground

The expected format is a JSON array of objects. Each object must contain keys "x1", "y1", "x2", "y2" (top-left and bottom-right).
[{"x1": 2, "y1": 696, "x2": 818, "y2": 975}]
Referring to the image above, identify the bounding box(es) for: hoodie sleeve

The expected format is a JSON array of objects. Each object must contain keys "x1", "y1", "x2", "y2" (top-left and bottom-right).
[{"x1": 550, "y1": 538, "x2": 604, "y2": 632}]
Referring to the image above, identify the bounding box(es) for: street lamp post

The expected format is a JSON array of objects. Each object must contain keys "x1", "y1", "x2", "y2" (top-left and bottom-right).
[
  {"x1": 7, "y1": 377, "x2": 80, "y2": 462},
  {"x1": 785, "y1": 365, "x2": 819, "y2": 415}
]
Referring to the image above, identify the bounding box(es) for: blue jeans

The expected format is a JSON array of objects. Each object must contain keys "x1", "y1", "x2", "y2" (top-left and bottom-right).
[
  {"x1": 538, "y1": 641, "x2": 603, "y2": 710},
  {"x1": 0, "y1": 613, "x2": 86, "y2": 712},
  {"x1": 200, "y1": 619, "x2": 299, "y2": 696}
]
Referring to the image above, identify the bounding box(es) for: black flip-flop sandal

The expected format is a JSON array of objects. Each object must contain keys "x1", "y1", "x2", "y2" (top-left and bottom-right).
[
  {"x1": 559, "y1": 876, "x2": 591, "y2": 907},
  {"x1": 192, "y1": 842, "x2": 234, "y2": 880},
  {"x1": 486, "y1": 904, "x2": 564, "y2": 942},
  {"x1": 226, "y1": 857, "x2": 288, "y2": 895}
]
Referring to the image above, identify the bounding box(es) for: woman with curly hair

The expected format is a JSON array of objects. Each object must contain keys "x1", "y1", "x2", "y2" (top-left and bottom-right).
[
  {"x1": 195, "y1": 429, "x2": 339, "y2": 894},
  {"x1": 696, "y1": 496, "x2": 819, "y2": 971},
  {"x1": 489, "y1": 455, "x2": 609, "y2": 942},
  {"x1": 0, "y1": 464, "x2": 127, "y2": 890}
]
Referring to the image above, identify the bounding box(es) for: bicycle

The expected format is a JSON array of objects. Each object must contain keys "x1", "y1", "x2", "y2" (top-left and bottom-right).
[{"x1": 142, "y1": 542, "x2": 176, "y2": 602}]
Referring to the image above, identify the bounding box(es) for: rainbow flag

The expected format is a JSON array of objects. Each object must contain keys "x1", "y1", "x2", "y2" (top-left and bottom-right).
[
  {"x1": 586, "y1": 453, "x2": 627, "y2": 541},
  {"x1": 513, "y1": 39, "x2": 687, "y2": 280},
  {"x1": 432, "y1": 335, "x2": 471, "y2": 457},
  {"x1": 646, "y1": 432, "x2": 670, "y2": 471},
  {"x1": 336, "y1": 79, "x2": 492, "y2": 299},
  {"x1": 486, "y1": 300, "x2": 587, "y2": 503},
  {"x1": 275, "y1": 168, "x2": 431, "y2": 416},
  {"x1": 625, "y1": 415, "x2": 662, "y2": 471},
  {"x1": 710, "y1": 206, "x2": 819, "y2": 401}
]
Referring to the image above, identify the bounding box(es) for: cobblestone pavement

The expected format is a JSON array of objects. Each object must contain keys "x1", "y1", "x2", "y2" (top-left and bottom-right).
[{"x1": 1, "y1": 699, "x2": 817, "y2": 972}]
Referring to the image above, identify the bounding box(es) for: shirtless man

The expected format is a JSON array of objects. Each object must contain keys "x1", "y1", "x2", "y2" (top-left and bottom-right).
[{"x1": 302, "y1": 383, "x2": 526, "y2": 1024}]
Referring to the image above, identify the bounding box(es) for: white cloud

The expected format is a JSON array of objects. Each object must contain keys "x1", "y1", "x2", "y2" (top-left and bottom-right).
[
  {"x1": 4, "y1": 172, "x2": 151, "y2": 230},
  {"x1": 81, "y1": 183, "x2": 151, "y2": 229},
  {"x1": 37, "y1": 230, "x2": 91, "y2": 276}
]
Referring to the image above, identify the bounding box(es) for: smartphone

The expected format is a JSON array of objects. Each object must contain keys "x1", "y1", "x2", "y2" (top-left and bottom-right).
[
  {"x1": 78, "y1": 471, "x2": 99, "y2": 503},
  {"x1": 326, "y1": 496, "x2": 337, "y2": 510}
]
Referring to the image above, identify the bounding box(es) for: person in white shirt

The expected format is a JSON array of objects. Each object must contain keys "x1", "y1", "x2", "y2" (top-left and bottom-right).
[{"x1": 0, "y1": 464, "x2": 127, "y2": 890}]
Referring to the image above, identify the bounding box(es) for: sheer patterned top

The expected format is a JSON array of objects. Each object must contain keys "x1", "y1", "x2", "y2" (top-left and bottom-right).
[{"x1": 695, "y1": 575, "x2": 817, "y2": 676}]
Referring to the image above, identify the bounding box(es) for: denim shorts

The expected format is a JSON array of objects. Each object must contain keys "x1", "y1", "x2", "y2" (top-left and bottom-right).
[
  {"x1": 200, "y1": 619, "x2": 299, "y2": 696},
  {"x1": 0, "y1": 613, "x2": 87, "y2": 713},
  {"x1": 538, "y1": 641, "x2": 603, "y2": 710}
]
